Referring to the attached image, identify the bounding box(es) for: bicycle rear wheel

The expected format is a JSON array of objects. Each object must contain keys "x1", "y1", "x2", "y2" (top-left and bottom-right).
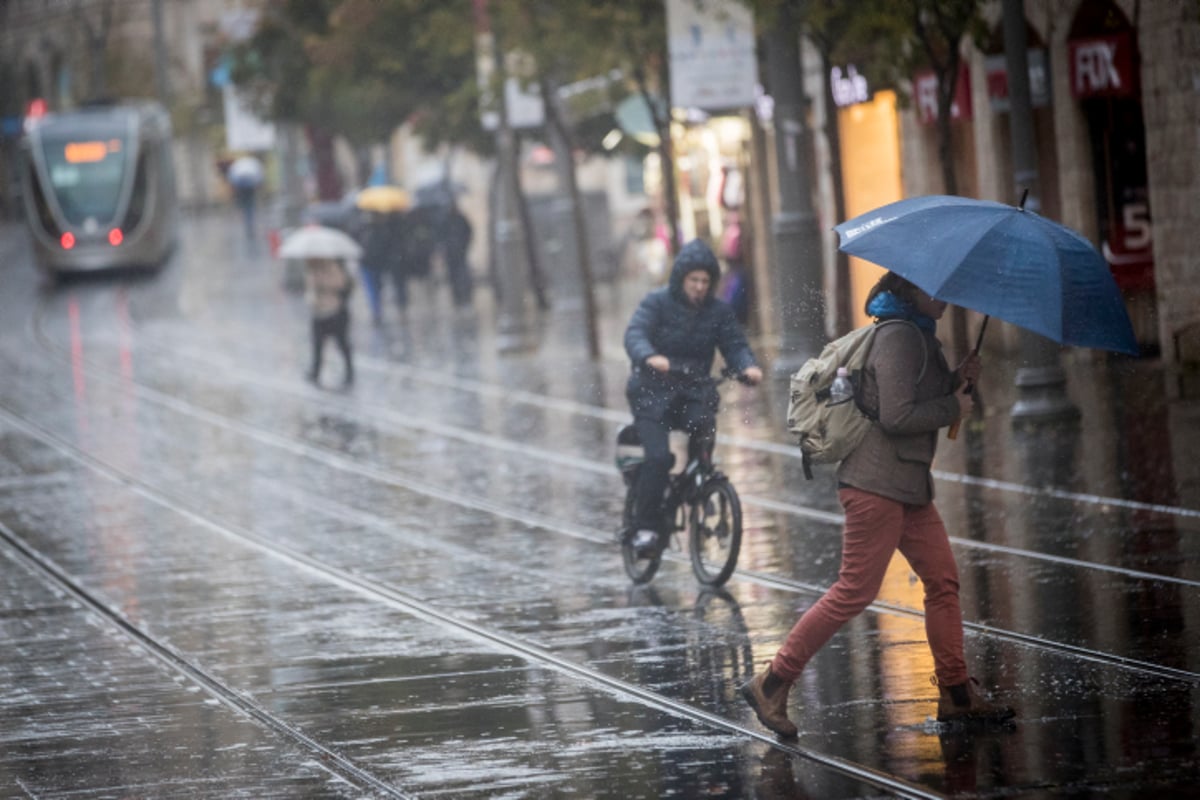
[
  {"x1": 688, "y1": 478, "x2": 742, "y2": 586},
  {"x1": 620, "y1": 482, "x2": 662, "y2": 584}
]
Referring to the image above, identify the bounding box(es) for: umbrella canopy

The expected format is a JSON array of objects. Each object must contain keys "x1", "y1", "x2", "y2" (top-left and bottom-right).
[
  {"x1": 278, "y1": 224, "x2": 362, "y2": 260},
  {"x1": 355, "y1": 185, "x2": 410, "y2": 213},
  {"x1": 228, "y1": 155, "x2": 264, "y2": 189},
  {"x1": 834, "y1": 195, "x2": 1138, "y2": 355}
]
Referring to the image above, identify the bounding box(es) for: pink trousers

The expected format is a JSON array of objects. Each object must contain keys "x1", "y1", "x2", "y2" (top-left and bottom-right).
[{"x1": 770, "y1": 487, "x2": 968, "y2": 686}]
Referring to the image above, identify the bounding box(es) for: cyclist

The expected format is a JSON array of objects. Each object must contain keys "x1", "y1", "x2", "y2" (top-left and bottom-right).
[{"x1": 623, "y1": 238, "x2": 763, "y2": 555}]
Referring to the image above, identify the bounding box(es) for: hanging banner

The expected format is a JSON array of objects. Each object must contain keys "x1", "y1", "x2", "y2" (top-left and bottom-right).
[
  {"x1": 222, "y1": 84, "x2": 275, "y2": 151},
  {"x1": 667, "y1": 0, "x2": 757, "y2": 111}
]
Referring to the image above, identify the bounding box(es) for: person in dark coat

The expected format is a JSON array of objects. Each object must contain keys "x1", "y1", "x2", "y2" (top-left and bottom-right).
[
  {"x1": 442, "y1": 204, "x2": 473, "y2": 307},
  {"x1": 623, "y1": 238, "x2": 763, "y2": 553},
  {"x1": 358, "y1": 211, "x2": 395, "y2": 325}
]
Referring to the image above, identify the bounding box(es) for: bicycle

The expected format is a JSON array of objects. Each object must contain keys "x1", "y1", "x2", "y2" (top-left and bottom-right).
[{"x1": 615, "y1": 370, "x2": 746, "y2": 587}]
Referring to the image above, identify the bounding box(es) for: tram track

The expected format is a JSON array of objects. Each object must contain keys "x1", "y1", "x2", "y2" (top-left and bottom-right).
[
  {"x1": 21, "y1": 309, "x2": 1200, "y2": 686},
  {"x1": 0, "y1": 512, "x2": 416, "y2": 800},
  {"x1": 4, "y1": 288, "x2": 1197, "y2": 796},
  {"x1": 124, "y1": 328, "x2": 1200, "y2": 591},
  {"x1": 0, "y1": 391, "x2": 946, "y2": 800}
]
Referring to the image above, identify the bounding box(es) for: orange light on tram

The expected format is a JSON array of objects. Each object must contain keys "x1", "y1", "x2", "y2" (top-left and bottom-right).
[
  {"x1": 108, "y1": 228, "x2": 124, "y2": 246},
  {"x1": 64, "y1": 141, "x2": 109, "y2": 163},
  {"x1": 61, "y1": 232, "x2": 76, "y2": 249}
]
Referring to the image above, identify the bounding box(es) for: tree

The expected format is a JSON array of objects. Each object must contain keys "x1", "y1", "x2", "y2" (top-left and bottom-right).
[
  {"x1": 232, "y1": 0, "x2": 484, "y2": 193},
  {"x1": 486, "y1": 1, "x2": 690, "y2": 357},
  {"x1": 76, "y1": 0, "x2": 115, "y2": 100}
]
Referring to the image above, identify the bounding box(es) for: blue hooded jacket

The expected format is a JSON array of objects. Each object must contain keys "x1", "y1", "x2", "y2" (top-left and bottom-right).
[{"x1": 623, "y1": 239, "x2": 757, "y2": 417}]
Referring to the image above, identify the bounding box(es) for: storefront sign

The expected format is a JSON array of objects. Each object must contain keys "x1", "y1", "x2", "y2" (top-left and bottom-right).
[
  {"x1": 1069, "y1": 31, "x2": 1137, "y2": 98},
  {"x1": 985, "y1": 49, "x2": 1050, "y2": 112},
  {"x1": 667, "y1": 0, "x2": 757, "y2": 111},
  {"x1": 831, "y1": 65, "x2": 870, "y2": 107},
  {"x1": 913, "y1": 63, "x2": 972, "y2": 124}
]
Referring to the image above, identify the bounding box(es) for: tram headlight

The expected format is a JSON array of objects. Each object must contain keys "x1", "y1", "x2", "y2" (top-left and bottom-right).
[{"x1": 60, "y1": 232, "x2": 76, "y2": 250}]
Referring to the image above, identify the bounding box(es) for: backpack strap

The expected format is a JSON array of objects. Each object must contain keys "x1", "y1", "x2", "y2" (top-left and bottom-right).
[
  {"x1": 872, "y1": 319, "x2": 928, "y2": 383},
  {"x1": 857, "y1": 320, "x2": 929, "y2": 422}
]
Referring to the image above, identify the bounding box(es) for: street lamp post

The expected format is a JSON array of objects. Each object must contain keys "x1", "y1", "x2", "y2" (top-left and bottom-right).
[
  {"x1": 764, "y1": 10, "x2": 826, "y2": 376},
  {"x1": 1002, "y1": 0, "x2": 1078, "y2": 425}
]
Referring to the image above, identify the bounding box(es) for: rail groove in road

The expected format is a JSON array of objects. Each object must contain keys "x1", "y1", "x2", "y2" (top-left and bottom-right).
[
  {"x1": 0, "y1": 512, "x2": 415, "y2": 800},
  {"x1": 21, "y1": 320, "x2": 1200, "y2": 685},
  {"x1": 350, "y1": 354, "x2": 1200, "y2": 522},
  {"x1": 132, "y1": 333, "x2": 1200, "y2": 592},
  {"x1": 0, "y1": 403, "x2": 946, "y2": 800}
]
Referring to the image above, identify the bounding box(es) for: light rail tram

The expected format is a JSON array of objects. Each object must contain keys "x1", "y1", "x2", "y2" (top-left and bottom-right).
[{"x1": 20, "y1": 100, "x2": 179, "y2": 276}]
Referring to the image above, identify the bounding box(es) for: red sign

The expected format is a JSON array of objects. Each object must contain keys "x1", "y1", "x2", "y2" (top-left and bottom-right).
[
  {"x1": 913, "y1": 63, "x2": 972, "y2": 125},
  {"x1": 1069, "y1": 32, "x2": 1137, "y2": 98},
  {"x1": 984, "y1": 50, "x2": 1049, "y2": 111},
  {"x1": 1103, "y1": 198, "x2": 1155, "y2": 292}
]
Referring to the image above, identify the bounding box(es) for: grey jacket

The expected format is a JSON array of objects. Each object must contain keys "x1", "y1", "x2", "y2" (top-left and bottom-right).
[{"x1": 836, "y1": 321, "x2": 961, "y2": 505}]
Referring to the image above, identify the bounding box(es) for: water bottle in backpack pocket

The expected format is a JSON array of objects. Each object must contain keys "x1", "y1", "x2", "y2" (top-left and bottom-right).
[{"x1": 786, "y1": 320, "x2": 926, "y2": 479}]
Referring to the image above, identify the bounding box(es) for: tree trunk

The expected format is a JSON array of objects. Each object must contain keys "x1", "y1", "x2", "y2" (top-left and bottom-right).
[
  {"x1": 820, "y1": 49, "x2": 853, "y2": 334},
  {"x1": 635, "y1": 65, "x2": 680, "y2": 259},
  {"x1": 541, "y1": 77, "x2": 600, "y2": 359},
  {"x1": 934, "y1": 54, "x2": 970, "y2": 364},
  {"x1": 513, "y1": 132, "x2": 551, "y2": 311}
]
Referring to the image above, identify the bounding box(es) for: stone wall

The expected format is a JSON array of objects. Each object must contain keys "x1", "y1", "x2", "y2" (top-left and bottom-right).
[{"x1": 1139, "y1": 1, "x2": 1200, "y2": 389}]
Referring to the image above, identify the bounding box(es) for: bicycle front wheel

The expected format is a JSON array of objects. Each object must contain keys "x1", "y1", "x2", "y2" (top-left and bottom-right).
[{"x1": 688, "y1": 478, "x2": 742, "y2": 586}]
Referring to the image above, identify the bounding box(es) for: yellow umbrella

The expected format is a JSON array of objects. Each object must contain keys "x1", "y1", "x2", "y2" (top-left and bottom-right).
[{"x1": 355, "y1": 185, "x2": 410, "y2": 212}]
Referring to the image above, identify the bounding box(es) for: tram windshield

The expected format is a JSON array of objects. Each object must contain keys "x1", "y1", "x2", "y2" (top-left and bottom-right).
[{"x1": 39, "y1": 131, "x2": 130, "y2": 225}]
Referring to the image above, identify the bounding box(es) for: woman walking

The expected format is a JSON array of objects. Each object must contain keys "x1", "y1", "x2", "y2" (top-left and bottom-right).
[{"x1": 741, "y1": 272, "x2": 1014, "y2": 737}]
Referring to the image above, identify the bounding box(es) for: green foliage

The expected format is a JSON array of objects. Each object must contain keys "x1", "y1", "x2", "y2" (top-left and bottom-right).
[
  {"x1": 231, "y1": 0, "x2": 482, "y2": 148},
  {"x1": 743, "y1": 0, "x2": 982, "y2": 101},
  {"x1": 490, "y1": 0, "x2": 668, "y2": 156}
]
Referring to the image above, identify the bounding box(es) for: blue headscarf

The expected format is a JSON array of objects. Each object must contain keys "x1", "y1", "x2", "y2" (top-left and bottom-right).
[{"x1": 867, "y1": 291, "x2": 937, "y2": 332}]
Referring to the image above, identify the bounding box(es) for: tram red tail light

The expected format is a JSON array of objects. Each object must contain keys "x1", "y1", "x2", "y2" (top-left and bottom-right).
[
  {"x1": 108, "y1": 228, "x2": 123, "y2": 246},
  {"x1": 60, "y1": 232, "x2": 76, "y2": 250}
]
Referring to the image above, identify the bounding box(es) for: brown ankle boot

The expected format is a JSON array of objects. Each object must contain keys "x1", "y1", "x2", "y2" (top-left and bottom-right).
[
  {"x1": 740, "y1": 667, "x2": 798, "y2": 737},
  {"x1": 935, "y1": 676, "x2": 1014, "y2": 723}
]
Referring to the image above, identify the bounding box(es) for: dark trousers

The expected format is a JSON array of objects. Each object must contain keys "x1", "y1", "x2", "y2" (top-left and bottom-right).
[
  {"x1": 310, "y1": 309, "x2": 353, "y2": 383},
  {"x1": 631, "y1": 397, "x2": 715, "y2": 531},
  {"x1": 446, "y1": 250, "x2": 473, "y2": 306}
]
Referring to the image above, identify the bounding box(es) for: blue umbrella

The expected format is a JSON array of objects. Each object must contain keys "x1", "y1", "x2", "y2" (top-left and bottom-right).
[{"x1": 834, "y1": 194, "x2": 1138, "y2": 356}]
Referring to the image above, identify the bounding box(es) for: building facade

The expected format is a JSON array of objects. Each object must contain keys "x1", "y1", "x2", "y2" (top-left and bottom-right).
[{"x1": 894, "y1": 0, "x2": 1199, "y2": 396}]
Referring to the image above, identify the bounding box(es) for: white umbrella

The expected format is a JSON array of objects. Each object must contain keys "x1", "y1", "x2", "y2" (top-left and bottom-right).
[
  {"x1": 228, "y1": 155, "x2": 264, "y2": 188},
  {"x1": 278, "y1": 225, "x2": 362, "y2": 260}
]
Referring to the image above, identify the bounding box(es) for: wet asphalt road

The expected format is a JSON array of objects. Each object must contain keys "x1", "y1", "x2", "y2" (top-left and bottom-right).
[{"x1": 0, "y1": 210, "x2": 1198, "y2": 799}]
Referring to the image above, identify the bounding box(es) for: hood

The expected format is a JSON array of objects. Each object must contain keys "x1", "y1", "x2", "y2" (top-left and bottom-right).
[{"x1": 668, "y1": 238, "x2": 720, "y2": 302}]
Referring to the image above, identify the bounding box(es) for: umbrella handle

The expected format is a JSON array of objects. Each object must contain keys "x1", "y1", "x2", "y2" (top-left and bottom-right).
[
  {"x1": 947, "y1": 385, "x2": 971, "y2": 440},
  {"x1": 947, "y1": 316, "x2": 989, "y2": 441}
]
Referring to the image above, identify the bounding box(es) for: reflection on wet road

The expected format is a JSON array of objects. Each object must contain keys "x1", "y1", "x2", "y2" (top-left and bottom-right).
[{"x1": 0, "y1": 212, "x2": 1197, "y2": 798}]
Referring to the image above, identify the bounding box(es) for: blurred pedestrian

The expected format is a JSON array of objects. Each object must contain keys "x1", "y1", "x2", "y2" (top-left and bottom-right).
[
  {"x1": 395, "y1": 204, "x2": 438, "y2": 311},
  {"x1": 227, "y1": 155, "x2": 264, "y2": 245},
  {"x1": 740, "y1": 271, "x2": 1013, "y2": 738},
  {"x1": 357, "y1": 210, "x2": 395, "y2": 325},
  {"x1": 303, "y1": 257, "x2": 355, "y2": 389},
  {"x1": 442, "y1": 203, "x2": 473, "y2": 307},
  {"x1": 717, "y1": 212, "x2": 750, "y2": 325}
]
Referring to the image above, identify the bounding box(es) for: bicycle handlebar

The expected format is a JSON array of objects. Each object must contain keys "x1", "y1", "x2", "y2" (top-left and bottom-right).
[{"x1": 660, "y1": 365, "x2": 754, "y2": 386}]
